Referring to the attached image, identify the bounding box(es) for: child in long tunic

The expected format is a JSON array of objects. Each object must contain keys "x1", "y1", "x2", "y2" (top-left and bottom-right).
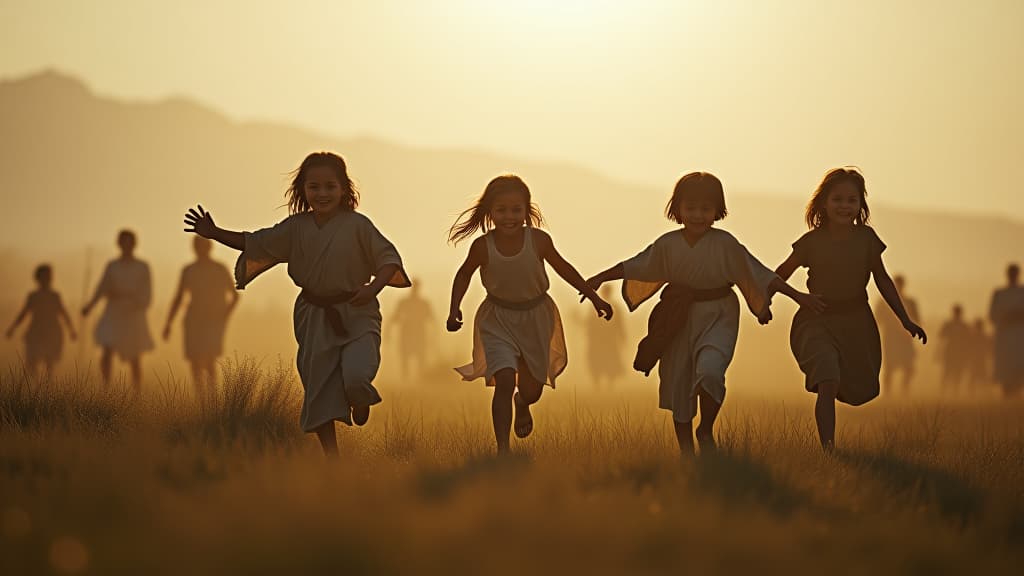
[
  {"x1": 990, "y1": 263, "x2": 1024, "y2": 397},
  {"x1": 82, "y1": 230, "x2": 155, "y2": 391},
  {"x1": 774, "y1": 168, "x2": 926, "y2": 450},
  {"x1": 163, "y1": 236, "x2": 239, "y2": 400},
  {"x1": 6, "y1": 264, "x2": 77, "y2": 377},
  {"x1": 184, "y1": 152, "x2": 409, "y2": 456},
  {"x1": 588, "y1": 172, "x2": 820, "y2": 454},
  {"x1": 447, "y1": 175, "x2": 613, "y2": 454}
]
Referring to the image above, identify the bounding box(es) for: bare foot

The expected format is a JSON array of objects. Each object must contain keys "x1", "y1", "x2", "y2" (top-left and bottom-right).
[{"x1": 513, "y1": 392, "x2": 533, "y2": 438}]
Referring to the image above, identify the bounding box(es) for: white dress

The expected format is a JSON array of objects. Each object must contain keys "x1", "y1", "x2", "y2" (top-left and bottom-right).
[
  {"x1": 621, "y1": 228, "x2": 776, "y2": 422},
  {"x1": 455, "y1": 228, "x2": 567, "y2": 387},
  {"x1": 236, "y1": 211, "x2": 410, "y2": 431},
  {"x1": 93, "y1": 258, "x2": 155, "y2": 358}
]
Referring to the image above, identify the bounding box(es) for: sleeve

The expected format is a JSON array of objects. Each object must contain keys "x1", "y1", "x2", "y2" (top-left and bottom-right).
[
  {"x1": 620, "y1": 237, "x2": 670, "y2": 312},
  {"x1": 726, "y1": 239, "x2": 776, "y2": 317},
  {"x1": 234, "y1": 216, "x2": 293, "y2": 290},
  {"x1": 866, "y1": 226, "x2": 887, "y2": 258},
  {"x1": 790, "y1": 232, "x2": 813, "y2": 267},
  {"x1": 360, "y1": 217, "x2": 411, "y2": 288}
]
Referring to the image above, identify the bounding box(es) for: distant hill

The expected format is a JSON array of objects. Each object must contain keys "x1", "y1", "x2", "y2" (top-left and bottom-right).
[{"x1": 1, "y1": 69, "x2": 1020, "y2": 321}]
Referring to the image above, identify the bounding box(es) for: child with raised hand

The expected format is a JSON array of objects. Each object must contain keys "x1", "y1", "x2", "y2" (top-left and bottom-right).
[
  {"x1": 587, "y1": 172, "x2": 820, "y2": 455},
  {"x1": 6, "y1": 264, "x2": 77, "y2": 377},
  {"x1": 447, "y1": 174, "x2": 613, "y2": 454},
  {"x1": 774, "y1": 168, "x2": 926, "y2": 451},
  {"x1": 184, "y1": 152, "x2": 410, "y2": 457}
]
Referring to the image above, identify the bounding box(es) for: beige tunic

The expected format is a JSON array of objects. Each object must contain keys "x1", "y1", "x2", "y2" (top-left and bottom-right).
[
  {"x1": 180, "y1": 259, "x2": 234, "y2": 361},
  {"x1": 236, "y1": 211, "x2": 410, "y2": 431},
  {"x1": 621, "y1": 228, "x2": 775, "y2": 422},
  {"x1": 989, "y1": 285, "x2": 1024, "y2": 386},
  {"x1": 455, "y1": 228, "x2": 567, "y2": 387},
  {"x1": 23, "y1": 289, "x2": 65, "y2": 365},
  {"x1": 94, "y1": 258, "x2": 155, "y2": 358}
]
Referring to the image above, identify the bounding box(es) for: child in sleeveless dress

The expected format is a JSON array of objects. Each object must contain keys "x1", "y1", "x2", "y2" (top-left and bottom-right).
[{"x1": 447, "y1": 175, "x2": 613, "y2": 454}]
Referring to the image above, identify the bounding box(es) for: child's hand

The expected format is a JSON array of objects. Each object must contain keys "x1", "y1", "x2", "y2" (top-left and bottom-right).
[
  {"x1": 757, "y1": 306, "x2": 773, "y2": 325},
  {"x1": 184, "y1": 205, "x2": 217, "y2": 238},
  {"x1": 446, "y1": 311, "x2": 463, "y2": 332},
  {"x1": 590, "y1": 295, "x2": 614, "y2": 321},
  {"x1": 349, "y1": 285, "x2": 378, "y2": 307},
  {"x1": 162, "y1": 324, "x2": 172, "y2": 341},
  {"x1": 796, "y1": 292, "x2": 826, "y2": 314},
  {"x1": 903, "y1": 319, "x2": 927, "y2": 344},
  {"x1": 579, "y1": 276, "x2": 604, "y2": 303}
]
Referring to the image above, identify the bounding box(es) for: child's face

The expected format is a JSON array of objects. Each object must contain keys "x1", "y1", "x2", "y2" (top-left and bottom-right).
[
  {"x1": 678, "y1": 199, "x2": 716, "y2": 233},
  {"x1": 824, "y1": 181, "x2": 861, "y2": 226},
  {"x1": 489, "y1": 191, "x2": 527, "y2": 234},
  {"x1": 303, "y1": 165, "x2": 344, "y2": 217},
  {"x1": 118, "y1": 234, "x2": 136, "y2": 255}
]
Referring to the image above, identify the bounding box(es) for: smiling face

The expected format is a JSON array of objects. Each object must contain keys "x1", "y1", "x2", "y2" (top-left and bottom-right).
[
  {"x1": 303, "y1": 164, "x2": 344, "y2": 220},
  {"x1": 678, "y1": 199, "x2": 717, "y2": 235},
  {"x1": 824, "y1": 180, "x2": 862, "y2": 227},
  {"x1": 489, "y1": 190, "x2": 528, "y2": 236}
]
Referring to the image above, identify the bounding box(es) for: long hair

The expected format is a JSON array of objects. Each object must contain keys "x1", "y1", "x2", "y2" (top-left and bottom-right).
[
  {"x1": 447, "y1": 175, "x2": 544, "y2": 245},
  {"x1": 664, "y1": 172, "x2": 728, "y2": 223},
  {"x1": 285, "y1": 152, "x2": 359, "y2": 215},
  {"x1": 805, "y1": 167, "x2": 871, "y2": 229}
]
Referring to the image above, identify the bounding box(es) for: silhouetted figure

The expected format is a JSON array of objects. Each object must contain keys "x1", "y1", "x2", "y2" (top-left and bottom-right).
[
  {"x1": 163, "y1": 236, "x2": 239, "y2": 400},
  {"x1": 82, "y1": 229, "x2": 154, "y2": 392},
  {"x1": 590, "y1": 172, "x2": 816, "y2": 456},
  {"x1": 775, "y1": 168, "x2": 925, "y2": 452},
  {"x1": 576, "y1": 285, "x2": 628, "y2": 390},
  {"x1": 989, "y1": 263, "x2": 1024, "y2": 397},
  {"x1": 5, "y1": 264, "x2": 77, "y2": 377},
  {"x1": 938, "y1": 304, "x2": 971, "y2": 393},
  {"x1": 184, "y1": 152, "x2": 409, "y2": 457},
  {"x1": 967, "y1": 318, "x2": 992, "y2": 390},
  {"x1": 876, "y1": 275, "x2": 921, "y2": 394},
  {"x1": 388, "y1": 281, "x2": 435, "y2": 379},
  {"x1": 448, "y1": 175, "x2": 613, "y2": 454}
]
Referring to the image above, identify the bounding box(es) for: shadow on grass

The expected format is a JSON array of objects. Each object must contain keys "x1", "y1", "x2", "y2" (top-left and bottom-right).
[
  {"x1": 692, "y1": 449, "x2": 825, "y2": 518},
  {"x1": 415, "y1": 452, "x2": 531, "y2": 501}
]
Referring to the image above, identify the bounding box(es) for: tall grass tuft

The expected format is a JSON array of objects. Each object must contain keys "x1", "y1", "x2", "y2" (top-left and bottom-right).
[{"x1": 0, "y1": 364, "x2": 132, "y2": 434}]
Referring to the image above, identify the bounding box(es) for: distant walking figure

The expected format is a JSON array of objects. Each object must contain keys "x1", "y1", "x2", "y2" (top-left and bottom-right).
[
  {"x1": 163, "y1": 236, "x2": 239, "y2": 399},
  {"x1": 876, "y1": 275, "x2": 921, "y2": 394},
  {"x1": 938, "y1": 304, "x2": 972, "y2": 392},
  {"x1": 184, "y1": 152, "x2": 409, "y2": 457},
  {"x1": 588, "y1": 172, "x2": 819, "y2": 455},
  {"x1": 447, "y1": 175, "x2": 613, "y2": 454},
  {"x1": 989, "y1": 263, "x2": 1024, "y2": 397},
  {"x1": 388, "y1": 281, "x2": 435, "y2": 379},
  {"x1": 967, "y1": 318, "x2": 992, "y2": 390},
  {"x1": 775, "y1": 168, "x2": 926, "y2": 451},
  {"x1": 82, "y1": 229, "x2": 155, "y2": 391},
  {"x1": 5, "y1": 264, "x2": 77, "y2": 377}
]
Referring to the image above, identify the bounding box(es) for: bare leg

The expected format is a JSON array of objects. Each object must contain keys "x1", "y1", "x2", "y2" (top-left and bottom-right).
[
  {"x1": 128, "y1": 357, "x2": 142, "y2": 395},
  {"x1": 492, "y1": 368, "x2": 516, "y2": 453},
  {"x1": 673, "y1": 420, "x2": 695, "y2": 455},
  {"x1": 100, "y1": 348, "x2": 113, "y2": 386},
  {"x1": 513, "y1": 365, "x2": 543, "y2": 439},
  {"x1": 815, "y1": 379, "x2": 839, "y2": 451},
  {"x1": 314, "y1": 421, "x2": 339, "y2": 457},
  {"x1": 694, "y1": 387, "x2": 721, "y2": 452}
]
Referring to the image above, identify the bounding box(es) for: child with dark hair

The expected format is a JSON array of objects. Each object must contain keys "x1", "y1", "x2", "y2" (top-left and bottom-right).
[
  {"x1": 184, "y1": 152, "x2": 409, "y2": 456},
  {"x1": 82, "y1": 229, "x2": 155, "y2": 392},
  {"x1": 6, "y1": 264, "x2": 77, "y2": 377},
  {"x1": 447, "y1": 174, "x2": 613, "y2": 454},
  {"x1": 588, "y1": 172, "x2": 818, "y2": 455},
  {"x1": 775, "y1": 167, "x2": 926, "y2": 450}
]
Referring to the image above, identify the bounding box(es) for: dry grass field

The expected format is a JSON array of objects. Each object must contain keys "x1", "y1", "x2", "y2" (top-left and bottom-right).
[{"x1": 1, "y1": 358, "x2": 1022, "y2": 575}]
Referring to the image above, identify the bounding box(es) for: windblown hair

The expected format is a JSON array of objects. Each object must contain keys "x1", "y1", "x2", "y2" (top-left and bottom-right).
[
  {"x1": 285, "y1": 152, "x2": 359, "y2": 215},
  {"x1": 805, "y1": 167, "x2": 871, "y2": 229},
  {"x1": 447, "y1": 175, "x2": 544, "y2": 245}
]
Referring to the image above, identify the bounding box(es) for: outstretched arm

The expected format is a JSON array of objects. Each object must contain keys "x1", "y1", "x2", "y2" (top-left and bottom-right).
[
  {"x1": 774, "y1": 251, "x2": 801, "y2": 282},
  {"x1": 536, "y1": 231, "x2": 612, "y2": 319},
  {"x1": 872, "y1": 256, "x2": 927, "y2": 343},
  {"x1": 5, "y1": 299, "x2": 29, "y2": 339},
  {"x1": 184, "y1": 205, "x2": 245, "y2": 251},
  {"x1": 447, "y1": 238, "x2": 486, "y2": 332},
  {"x1": 56, "y1": 295, "x2": 77, "y2": 340},
  {"x1": 585, "y1": 263, "x2": 624, "y2": 292},
  {"x1": 350, "y1": 263, "x2": 403, "y2": 306}
]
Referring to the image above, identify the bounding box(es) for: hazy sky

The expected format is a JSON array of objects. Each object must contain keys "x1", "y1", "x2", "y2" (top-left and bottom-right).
[{"x1": 3, "y1": 0, "x2": 1023, "y2": 218}]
